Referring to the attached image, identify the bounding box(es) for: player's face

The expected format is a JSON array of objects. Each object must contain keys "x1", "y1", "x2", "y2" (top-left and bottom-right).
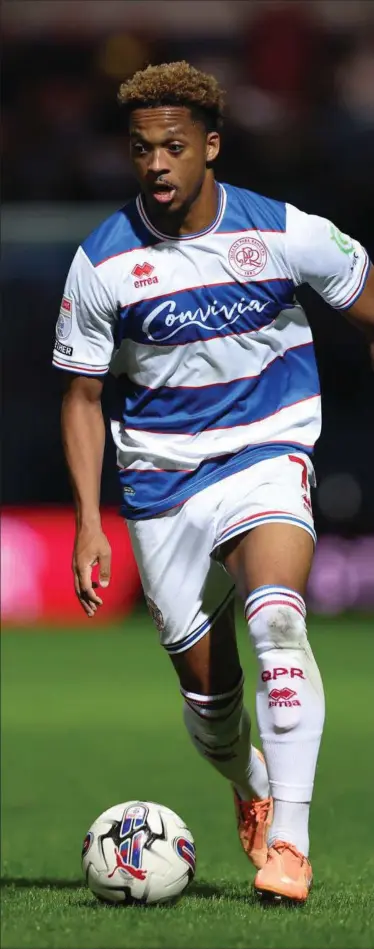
[{"x1": 129, "y1": 107, "x2": 220, "y2": 216}]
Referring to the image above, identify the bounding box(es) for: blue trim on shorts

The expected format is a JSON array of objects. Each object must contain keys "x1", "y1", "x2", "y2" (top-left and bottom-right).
[
  {"x1": 164, "y1": 585, "x2": 236, "y2": 655},
  {"x1": 214, "y1": 512, "x2": 317, "y2": 549}
]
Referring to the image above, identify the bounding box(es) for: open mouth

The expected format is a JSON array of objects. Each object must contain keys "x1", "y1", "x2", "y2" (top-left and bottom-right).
[{"x1": 149, "y1": 183, "x2": 177, "y2": 205}]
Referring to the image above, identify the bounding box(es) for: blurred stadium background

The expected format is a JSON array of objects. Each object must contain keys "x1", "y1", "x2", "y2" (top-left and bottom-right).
[
  {"x1": 2, "y1": 5, "x2": 374, "y2": 947},
  {"x1": 2, "y1": 0, "x2": 374, "y2": 624}
]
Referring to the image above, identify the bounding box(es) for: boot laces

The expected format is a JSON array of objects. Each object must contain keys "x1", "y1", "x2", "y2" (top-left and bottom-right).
[
  {"x1": 249, "y1": 799, "x2": 271, "y2": 823},
  {"x1": 240, "y1": 797, "x2": 270, "y2": 826},
  {"x1": 272, "y1": 840, "x2": 305, "y2": 864}
]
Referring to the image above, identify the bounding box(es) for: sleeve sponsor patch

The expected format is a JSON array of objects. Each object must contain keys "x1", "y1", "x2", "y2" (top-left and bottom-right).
[
  {"x1": 329, "y1": 224, "x2": 354, "y2": 255},
  {"x1": 56, "y1": 295, "x2": 73, "y2": 340},
  {"x1": 54, "y1": 339, "x2": 73, "y2": 356}
]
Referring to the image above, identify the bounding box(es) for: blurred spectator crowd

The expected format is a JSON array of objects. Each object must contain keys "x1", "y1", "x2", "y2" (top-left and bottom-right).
[{"x1": 2, "y1": 0, "x2": 374, "y2": 239}]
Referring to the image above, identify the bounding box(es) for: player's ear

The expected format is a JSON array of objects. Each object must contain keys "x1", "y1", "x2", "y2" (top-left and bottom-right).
[{"x1": 206, "y1": 131, "x2": 220, "y2": 163}]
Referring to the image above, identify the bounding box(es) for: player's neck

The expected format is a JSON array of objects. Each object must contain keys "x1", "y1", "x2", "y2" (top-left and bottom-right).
[{"x1": 143, "y1": 175, "x2": 219, "y2": 238}]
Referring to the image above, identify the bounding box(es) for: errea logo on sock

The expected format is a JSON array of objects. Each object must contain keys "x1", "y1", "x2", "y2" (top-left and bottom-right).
[
  {"x1": 269, "y1": 688, "x2": 297, "y2": 701},
  {"x1": 261, "y1": 668, "x2": 305, "y2": 681},
  {"x1": 268, "y1": 687, "x2": 301, "y2": 708}
]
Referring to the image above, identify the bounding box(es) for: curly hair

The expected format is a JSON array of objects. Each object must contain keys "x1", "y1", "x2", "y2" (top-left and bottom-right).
[{"x1": 118, "y1": 61, "x2": 225, "y2": 131}]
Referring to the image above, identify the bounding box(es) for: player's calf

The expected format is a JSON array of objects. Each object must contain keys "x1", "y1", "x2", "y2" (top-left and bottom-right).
[
  {"x1": 167, "y1": 603, "x2": 272, "y2": 869},
  {"x1": 246, "y1": 587, "x2": 325, "y2": 859},
  {"x1": 182, "y1": 674, "x2": 272, "y2": 869}
]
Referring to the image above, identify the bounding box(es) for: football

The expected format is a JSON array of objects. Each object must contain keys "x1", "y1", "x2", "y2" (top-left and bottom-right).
[{"x1": 82, "y1": 800, "x2": 196, "y2": 905}]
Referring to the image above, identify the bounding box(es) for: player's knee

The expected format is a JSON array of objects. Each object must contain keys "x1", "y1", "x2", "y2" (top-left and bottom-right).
[
  {"x1": 259, "y1": 602, "x2": 307, "y2": 648},
  {"x1": 253, "y1": 606, "x2": 307, "y2": 733},
  {"x1": 245, "y1": 588, "x2": 307, "y2": 653}
]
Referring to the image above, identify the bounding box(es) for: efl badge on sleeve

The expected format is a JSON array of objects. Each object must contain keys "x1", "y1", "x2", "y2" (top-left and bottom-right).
[{"x1": 56, "y1": 295, "x2": 73, "y2": 340}]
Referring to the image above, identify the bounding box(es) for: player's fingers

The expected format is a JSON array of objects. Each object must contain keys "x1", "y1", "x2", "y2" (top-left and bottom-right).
[
  {"x1": 73, "y1": 568, "x2": 84, "y2": 601},
  {"x1": 77, "y1": 565, "x2": 103, "y2": 608},
  {"x1": 79, "y1": 565, "x2": 103, "y2": 603},
  {"x1": 99, "y1": 549, "x2": 111, "y2": 588},
  {"x1": 79, "y1": 593, "x2": 98, "y2": 617},
  {"x1": 82, "y1": 585, "x2": 103, "y2": 607},
  {"x1": 73, "y1": 569, "x2": 97, "y2": 616},
  {"x1": 77, "y1": 584, "x2": 99, "y2": 616}
]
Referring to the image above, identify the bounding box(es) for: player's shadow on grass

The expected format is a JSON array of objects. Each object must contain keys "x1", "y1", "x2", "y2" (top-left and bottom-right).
[
  {"x1": 1, "y1": 877, "x2": 85, "y2": 890},
  {"x1": 2, "y1": 877, "x2": 307, "y2": 909},
  {"x1": 189, "y1": 880, "x2": 252, "y2": 902},
  {"x1": 1, "y1": 878, "x2": 242, "y2": 899},
  {"x1": 1, "y1": 878, "x2": 247, "y2": 901},
  {"x1": 190, "y1": 881, "x2": 311, "y2": 910}
]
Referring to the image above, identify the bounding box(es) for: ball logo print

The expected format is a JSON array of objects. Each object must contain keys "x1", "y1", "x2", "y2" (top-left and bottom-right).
[
  {"x1": 120, "y1": 803, "x2": 149, "y2": 835},
  {"x1": 81, "y1": 832, "x2": 93, "y2": 858},
  {"x1": 108, "y1": 843, "x2": 147, "y2": 881},
  {"x1": 108, "y1": 804, "x2": 148, "y2": 880},
  {"x1": 174, "y1": 837, "x2": 196, "y2": 874},
  {"x1": 228, "y1": 236, "x2": 267, "y2": 278}
]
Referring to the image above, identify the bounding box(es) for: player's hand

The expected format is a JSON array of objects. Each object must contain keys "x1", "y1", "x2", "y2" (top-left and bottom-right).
[{"x1": 73, "y1": 526, "x2": 112, "y2": 617}]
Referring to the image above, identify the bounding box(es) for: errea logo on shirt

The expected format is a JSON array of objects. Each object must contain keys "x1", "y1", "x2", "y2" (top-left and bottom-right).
[{"x1": 132, "y1": 262, "x2": 159, "y2": 289}]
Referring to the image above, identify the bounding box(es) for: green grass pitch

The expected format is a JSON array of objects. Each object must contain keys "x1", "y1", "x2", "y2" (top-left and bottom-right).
[{"x1": 1, "y1": 609, "x2": 374, "y2": 949}]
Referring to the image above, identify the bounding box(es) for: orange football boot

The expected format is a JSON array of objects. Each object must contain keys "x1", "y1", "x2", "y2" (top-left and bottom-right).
[
  {"x1": 233, "y1": 789, "x2": 273, "y2": 870},
  {"x1": 254, "y1": 839, "x2": 313, "y2": 902}
]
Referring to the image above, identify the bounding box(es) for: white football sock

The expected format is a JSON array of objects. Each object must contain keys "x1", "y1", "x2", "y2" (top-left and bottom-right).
[
  {"x1": 182, "y1": 673, "x2": 270, "y2": 802},
  {"x1": 269, "y1": 800, "x2": 310, "y2": 856},
  {"x1": 246, "y1": 586, "x2": 325, "y2": 856}
]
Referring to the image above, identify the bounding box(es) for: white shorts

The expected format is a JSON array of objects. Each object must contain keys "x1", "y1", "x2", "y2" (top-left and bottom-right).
[{"x1": 127, "y1": 453, "x2": 316, "y2": 655}]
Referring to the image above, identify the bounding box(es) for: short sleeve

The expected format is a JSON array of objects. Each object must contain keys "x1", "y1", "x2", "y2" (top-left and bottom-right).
[
  {"x1": 284, "y1": 204, "x2": 370, "y2": 310},
  {"x1": 52, "y1": 246, "x2": 116, "y2": 375}
]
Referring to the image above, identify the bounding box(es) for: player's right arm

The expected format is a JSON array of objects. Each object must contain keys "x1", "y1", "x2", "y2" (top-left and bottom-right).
[
  {"x1": 61, "y1": 374, "x2": 111, "y2": 616},
  {"x1": 52, "y1": 246, "x2": 116, "y2": 616}
]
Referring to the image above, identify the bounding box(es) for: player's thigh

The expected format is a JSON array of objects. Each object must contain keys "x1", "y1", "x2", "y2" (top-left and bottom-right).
[
  {"x1": 214, "y1": 452, "x2": 316, "y2": 599},
  {"x1": 221, "y1": 522, "x2": 314, "y2": 600},
  {"x1": 126, "y1": 493, "x2": 234, "y2": 658},
  {"x1": 170, "y1": 599, "x2": 242, "y2": 695}
]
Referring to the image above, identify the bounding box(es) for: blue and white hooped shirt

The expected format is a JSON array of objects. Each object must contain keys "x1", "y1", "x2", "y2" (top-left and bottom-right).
[{"x1": 52, "y1": 182, "x2": 370, "y2": 519}]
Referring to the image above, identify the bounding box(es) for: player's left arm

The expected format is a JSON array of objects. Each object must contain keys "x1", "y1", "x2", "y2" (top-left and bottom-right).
[
  {"x1": 344, "y1": 263, "x2": 374, "y2": 328},
  {"x1": 344, "y1": 265, "x2": 374, "y2": 367},
  {"x1": 283, "y1": 205, "x2": 374, "y2": 356}
]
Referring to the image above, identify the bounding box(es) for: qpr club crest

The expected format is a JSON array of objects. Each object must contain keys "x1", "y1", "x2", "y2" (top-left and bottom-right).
[{"x1": 228, "y1": 236, "x2": 267, "y2": 278}]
